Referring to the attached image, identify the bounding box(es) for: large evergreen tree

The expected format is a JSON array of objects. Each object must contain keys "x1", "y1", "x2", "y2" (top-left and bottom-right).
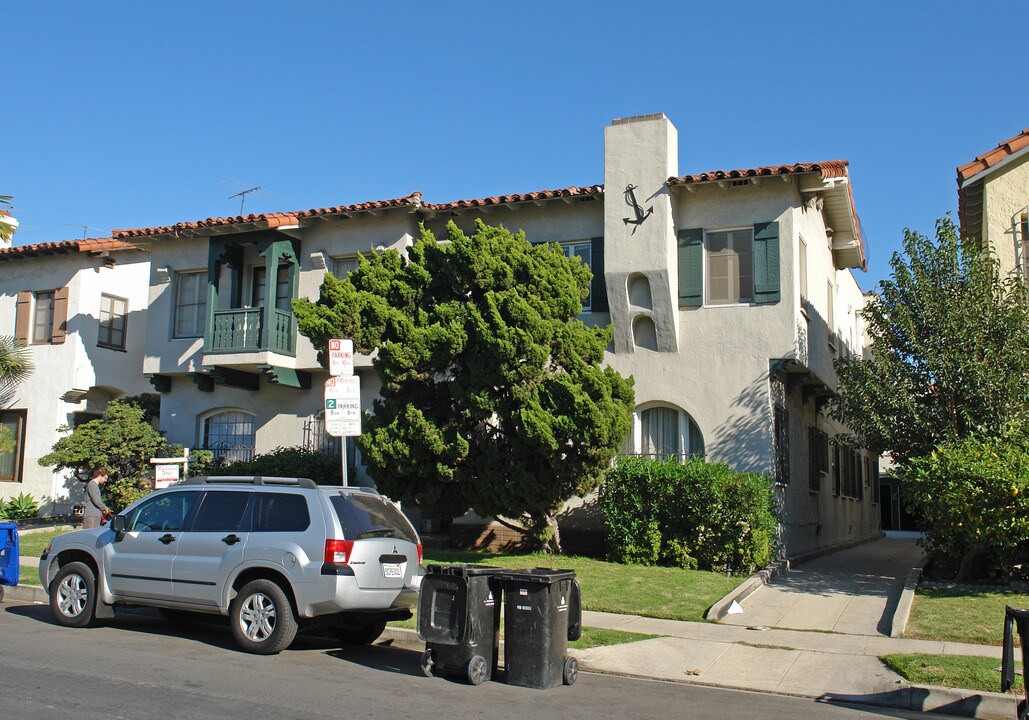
[
  {"x1": 294, "y1": 220, "x2": 634, "y2": 551},
  {"x1": 831, "y1": 216, "x2": 1029, "y2": 461}
]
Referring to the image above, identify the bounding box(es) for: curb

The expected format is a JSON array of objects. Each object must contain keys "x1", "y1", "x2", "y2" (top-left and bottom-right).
[
  {"x1": 889, "y1": 566, "x2": 923, "y2": 638},
  {"x1": 0, "y1": 583, "x2": 47, "y2": 604},
  {"x1": 823, "y1": 684, "x2": 1017, "y2": 720},
  {"x1": 706, "y1": 560, "x2": 789, "y2": 621}
]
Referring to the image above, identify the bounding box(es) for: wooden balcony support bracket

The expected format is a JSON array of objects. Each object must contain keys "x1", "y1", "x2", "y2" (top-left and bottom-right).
[
  {"x1": 205, "y1": 367, "x2": 260, "y2": 391},
  {"x1": 191, "y1": 372, "x2": 215, "y2": 393},
  {"x1": 147, "y1": 374, "x2": 172, "y2": 393},
  {"x1": 258, "y1": 365, "x2": 311, "y2": 389}
]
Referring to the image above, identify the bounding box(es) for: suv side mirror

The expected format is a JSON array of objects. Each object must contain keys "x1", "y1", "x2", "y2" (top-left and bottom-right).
[{"x1": 110, "y1": 515, "x2": 126, "y2": 534}]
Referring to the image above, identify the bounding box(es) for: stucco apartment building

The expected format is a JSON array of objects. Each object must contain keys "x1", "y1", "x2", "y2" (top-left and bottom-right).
[
  {"x1": 0, "y1": 237, "x2": 152, "y2": 512},
  {"x1": 957, "y1": 127, "x2": 1029, "y2": 279},
  {"x1": 106, "y1": 113, "x2": 878, "y2": 558}
]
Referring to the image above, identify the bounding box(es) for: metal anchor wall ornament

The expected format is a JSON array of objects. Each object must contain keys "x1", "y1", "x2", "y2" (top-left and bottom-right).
[{"x1": 622, "y1": 184, "x2": 653, "y2": 234}]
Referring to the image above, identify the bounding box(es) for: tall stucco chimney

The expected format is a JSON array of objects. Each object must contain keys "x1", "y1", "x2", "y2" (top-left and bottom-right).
[{"x1": 603, "y1": 114, "x2": 680, "y2": 353}]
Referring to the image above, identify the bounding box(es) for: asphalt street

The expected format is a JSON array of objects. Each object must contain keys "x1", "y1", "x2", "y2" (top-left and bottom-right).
[{"x1": 0, "y1": 599, "x2": 960, "y2": 720}]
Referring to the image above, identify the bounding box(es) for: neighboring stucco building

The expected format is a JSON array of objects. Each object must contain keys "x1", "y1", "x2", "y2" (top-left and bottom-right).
[
  {"x1": 0, "y1": 237, "x2": 152, "y2": 512},
  {"x1": 115, "y1": 113, "x2": 879, "y2": 558},
  {"x1": 957, "y1": 128, "x2": 1029, "y2": 279}
]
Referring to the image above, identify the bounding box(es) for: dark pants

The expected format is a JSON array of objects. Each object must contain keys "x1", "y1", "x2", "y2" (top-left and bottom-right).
[{"x1": 83, "y1": 516, "x2": 101, "y2": 529}]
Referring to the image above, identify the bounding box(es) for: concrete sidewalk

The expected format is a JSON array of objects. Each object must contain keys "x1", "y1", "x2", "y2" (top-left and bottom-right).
[{"x1": 575, "y1": 533, "x2": 1017, "y2": 719}]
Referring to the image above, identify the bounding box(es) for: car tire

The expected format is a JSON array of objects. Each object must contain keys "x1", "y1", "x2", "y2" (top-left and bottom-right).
[
  {"x1": 229, "y1": 579, "x2": 297, "y2": 655},
  {"x1": 50, "y1": 561, "x2": 99, "y2": 628},
  {"x1": 335, "y1": 618, "x2": 387, "y2": 645}
]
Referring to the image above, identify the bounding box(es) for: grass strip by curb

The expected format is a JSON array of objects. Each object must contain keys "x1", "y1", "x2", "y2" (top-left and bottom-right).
[
  {"x1": 881, "y1": 653, "x2": 1024, "y2": 695},
  {"x1": 905, "y1": 586, "x2": 1029, "y2": 646}
]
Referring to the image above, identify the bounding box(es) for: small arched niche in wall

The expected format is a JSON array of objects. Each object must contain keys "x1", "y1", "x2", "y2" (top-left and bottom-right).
[
  {"x1": 632, "y1": 314, "x2": 658, "y2": 351},
  {"x1": 627, "y1": 273, "x2": 653, "y2": 310}
]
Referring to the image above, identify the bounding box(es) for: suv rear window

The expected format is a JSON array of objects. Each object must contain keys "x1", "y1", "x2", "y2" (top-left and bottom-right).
[
  {"x1": 330, "y1": 494, "x2": 417, "y2": 544},
  {"x1": 254, "y1": 493, "x2": 310, "y2": 532}
]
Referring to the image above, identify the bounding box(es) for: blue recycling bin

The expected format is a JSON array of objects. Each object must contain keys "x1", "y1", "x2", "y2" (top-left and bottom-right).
[{"x1": 0, "y1": 521, "x2": 19, "y2": 592}]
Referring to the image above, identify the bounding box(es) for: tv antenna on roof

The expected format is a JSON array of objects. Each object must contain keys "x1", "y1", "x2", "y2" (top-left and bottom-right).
[
  {"x1": 63, "y1": 223, "x2": 105, "y2": 239},
  {"x1": 228, "y1": 186, "x2": 261, "y2": 215}
]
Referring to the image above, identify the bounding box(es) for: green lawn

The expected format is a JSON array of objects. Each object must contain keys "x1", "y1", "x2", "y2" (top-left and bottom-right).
[
  {"x1": 18, "y1": 526, "x2": 75, "y2": 560},
  {"x1": 905, "y1": 586, "x2": 1029, "y2": 646},
  {"x1": 881, "y1": 653, "x2": 1024, "y2": 695},
  {"x1": 17, "y1": 533, "x2": 743, "y2": 626},
  {"x1": 423, "y1": 548, "x2": 741, "y2": 622}
]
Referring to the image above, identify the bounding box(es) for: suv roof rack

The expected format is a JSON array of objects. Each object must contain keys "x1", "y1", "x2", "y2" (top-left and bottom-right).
[{"x1": 183, "y1": 475, "x2": 318, "y2": 489}]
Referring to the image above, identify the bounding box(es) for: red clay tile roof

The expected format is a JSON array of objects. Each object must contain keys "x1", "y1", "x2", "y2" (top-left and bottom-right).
[
  {"x1": 428, "y1": 185, "x2": 603, "y2": 211},
  {"x1": 115, "y1": 193, "x2": 425, "y2": 239},
  {"x1": 113, "y1": 188, "x2": 607, "y2": 239},
  {"x1": 0, "y1": 237, "x2": 138, "y2": 261},
  {"x1": 956, "y1": 129, "x2": 1029, "y2": 184},
  {"x1": 667, "y1": 160, "x2": 849, "y2": 185}
]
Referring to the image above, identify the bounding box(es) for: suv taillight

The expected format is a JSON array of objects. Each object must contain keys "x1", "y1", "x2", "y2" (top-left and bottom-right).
[
  {"x1": 417, "y1": 543, "x2": 423, "y2": 565},
  {"x1": 324, "y1": 539, "x2": 355, "y2": 564}
]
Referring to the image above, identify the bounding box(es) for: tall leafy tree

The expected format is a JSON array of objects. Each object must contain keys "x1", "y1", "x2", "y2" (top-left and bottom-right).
[
  {"x1": 830, "y1": 216, "x2": 1029, "y2": 462},
  {"x1": 39, "y1": 399, "x2": 169, "y2": 510},
  {"x1": 294, "y1": 220, "x2": 635, "y2": 551}
]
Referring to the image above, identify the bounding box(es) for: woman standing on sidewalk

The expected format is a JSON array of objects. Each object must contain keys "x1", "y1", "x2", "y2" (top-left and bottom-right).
[{"x1": 82, "y1": 467, "x2": 112, "y2": 529}]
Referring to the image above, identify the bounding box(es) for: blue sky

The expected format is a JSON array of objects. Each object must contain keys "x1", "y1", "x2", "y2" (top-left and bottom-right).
[{"x1": 5, "y1": 1, "x2": 1027, "y2": 292}]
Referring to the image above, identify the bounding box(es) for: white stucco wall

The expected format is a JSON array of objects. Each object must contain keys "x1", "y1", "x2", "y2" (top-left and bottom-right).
[
  {"x1": 0, "y1": 249, "x2": 151, "y2": 511},
  {"x1": 981, "y1": 152, "x2": 1029, "y2": 279}
]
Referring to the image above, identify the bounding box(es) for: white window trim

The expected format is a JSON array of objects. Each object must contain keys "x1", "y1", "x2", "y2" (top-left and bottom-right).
[{"x1": 703, "y1": 225, "x2": 755, "y2": 308}]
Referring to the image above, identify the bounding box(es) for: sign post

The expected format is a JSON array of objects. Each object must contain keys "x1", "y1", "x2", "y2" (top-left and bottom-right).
[{"x1": 326, "y1": 339, "x2": 360, "y2": 486}]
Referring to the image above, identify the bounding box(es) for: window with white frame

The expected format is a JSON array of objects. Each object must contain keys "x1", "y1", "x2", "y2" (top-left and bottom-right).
[
  {"x1": 173, "y1": 271, "x2": 207, "y2": 338},
  {"x1": 560, "y1": 241, "x2": 592, "y2": 309},
  {"x1": 626, "y1": 405, "x2": 705, "y2": 461},
  {"x1": 98, "y1": 294, "x2": 128, "y2": 350},
  {"x1": 332, "y1": 255, "x2": 359, "y2": 279},
  {"x1": 202, "y1": 410, "x2": 256, "y2": 463},
  {"x1": 706, "y1": 229, "x2": 754, "y2": 305}
]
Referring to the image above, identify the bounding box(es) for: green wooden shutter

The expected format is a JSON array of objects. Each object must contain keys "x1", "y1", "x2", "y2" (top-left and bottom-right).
[
  {"x1": 753, "y1": 221, "x2": 781, "y2": 304},
  {"x1": 677, "y1": 228, "x2": 703, "y2": 307},
  {"x1": 590, "y1": 236, "x2": 608, "y2": 312}
]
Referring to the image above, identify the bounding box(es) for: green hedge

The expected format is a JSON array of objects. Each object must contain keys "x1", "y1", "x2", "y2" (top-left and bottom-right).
[
  {"x1": 210, "y1": 446, "x2": 343, "y2": 486},
  {"x1": 599, "y1": 455, "x2": 776, "y2": 575}
]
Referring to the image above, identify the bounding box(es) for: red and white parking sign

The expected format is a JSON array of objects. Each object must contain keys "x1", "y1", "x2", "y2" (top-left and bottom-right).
[{"x1": 328, "y1": 338, "x2": 354, "y2": 376}]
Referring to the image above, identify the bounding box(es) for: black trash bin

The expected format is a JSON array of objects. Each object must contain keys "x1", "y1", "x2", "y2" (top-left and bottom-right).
[
  {"x1": 417, "y1": 564, "x2": 502, "y2": 685},
  {"x1": 497, "y1": 568, "x2": 581, "y2": 689},
  {"x1": 1002, "y1": 606, "x2": 1029, "y2": 720}
]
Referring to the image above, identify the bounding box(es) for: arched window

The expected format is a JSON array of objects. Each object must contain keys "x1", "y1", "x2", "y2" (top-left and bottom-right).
[
  {"x1": 634, "y1": 405, "x2": 705, "y2": 461},
  {"x1": 202, "y1": 410, "x2": 256, "y2": 463}
]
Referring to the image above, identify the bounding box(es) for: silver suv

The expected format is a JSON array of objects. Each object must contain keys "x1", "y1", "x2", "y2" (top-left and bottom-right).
[{"x1": 39, "y1": 476, "x2": 423, "y2": 654}]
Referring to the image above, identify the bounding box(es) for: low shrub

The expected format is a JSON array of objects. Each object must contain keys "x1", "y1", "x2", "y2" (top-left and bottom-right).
[
  {"x1": 1, "y1": 492, "x2": 40, "y2": 520},
  {"x1": 211, "y1": 446, "x2": 342, "y2": 485},
  {"x1": 599, "y1": 455, "x2": 776, "y2": 575},
  {"x1": 898, "y1": 425, "x2": 1029, "y2": 582}
]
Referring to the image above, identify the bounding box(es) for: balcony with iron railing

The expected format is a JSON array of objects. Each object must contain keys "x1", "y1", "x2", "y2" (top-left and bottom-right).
[{"x1": 208, "y1": 307, "x2": 296, "y2": 356}]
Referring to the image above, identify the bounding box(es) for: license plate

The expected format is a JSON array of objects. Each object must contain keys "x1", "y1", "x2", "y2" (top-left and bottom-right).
[{"x1": 382, "y1": 563, "x2": 402, "y2": 578}]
